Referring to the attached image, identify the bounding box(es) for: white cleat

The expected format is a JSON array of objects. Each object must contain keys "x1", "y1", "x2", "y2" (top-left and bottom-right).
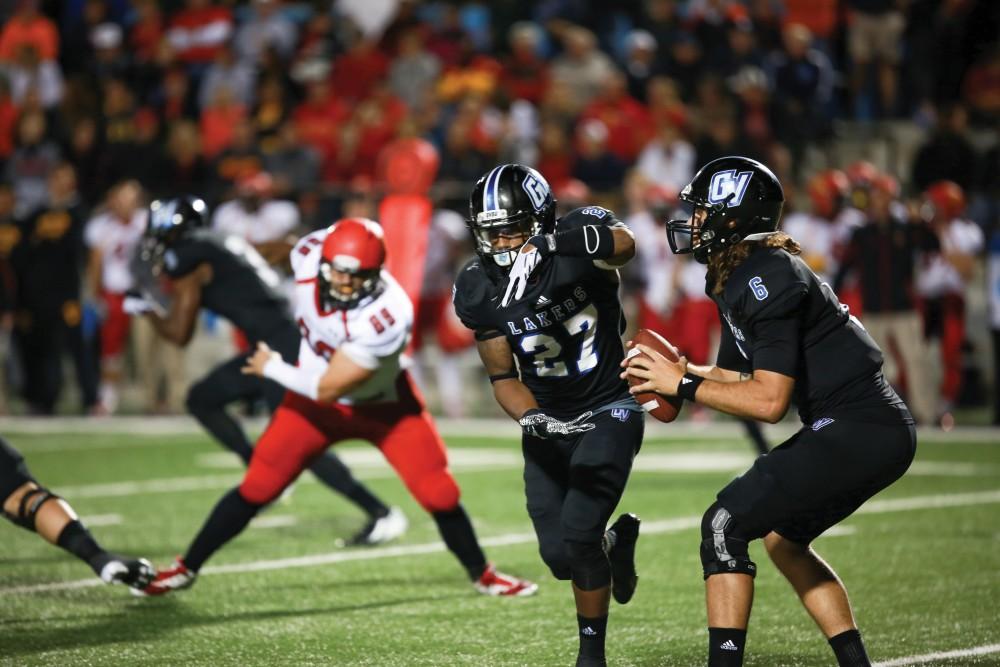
[{"x1": 342, "y1": 507, "x2": 408, "y2": 546}]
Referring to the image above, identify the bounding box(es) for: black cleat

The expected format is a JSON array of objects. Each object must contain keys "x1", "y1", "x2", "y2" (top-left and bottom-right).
[
  {"x1": 604, "y1": 513, "x2": 640, "y2": 604},
  {"x1": 100, "y1": 556, "x2": 155, "y2": 591}
]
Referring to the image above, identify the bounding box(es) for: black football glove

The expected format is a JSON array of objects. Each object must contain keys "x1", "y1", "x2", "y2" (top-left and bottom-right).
[{"x1": 519, "y1": 409, "x2": 595, "y2": 440}]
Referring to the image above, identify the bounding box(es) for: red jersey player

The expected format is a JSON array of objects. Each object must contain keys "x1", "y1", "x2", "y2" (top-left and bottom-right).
[{"x1": 141, "y1": 218, "x2": 536, "y2": 597}]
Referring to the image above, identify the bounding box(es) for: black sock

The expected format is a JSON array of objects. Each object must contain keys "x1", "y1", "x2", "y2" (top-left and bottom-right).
[
  {"x1": 829, "y1": 629, "x2": 871, "y2": 667},
  {"x1": 431, "y1": 505, "x2": 487, "y2": 580},
  {"x1": 57, "y1": 520, "x2": 111, "y2": 575},
  {"x1": 708, "y1": 627, "x2": 746, "y2": 667},
  {"x1": 577, "y1": 614, "x2": 608, "y2": 666},
  {"x1": 308, "y1": 453, "x2": 389, "y2": 518},
  {"x1": 184, "y1": 488, "x2": 260, "y2": 572}
]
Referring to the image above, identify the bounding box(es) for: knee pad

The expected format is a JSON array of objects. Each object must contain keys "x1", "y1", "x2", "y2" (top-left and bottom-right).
[
  {"x1": 700, "y1": 502, "x2": 757, "y2": 579},
  {"x1": 538, "y1": 541, "x2": 572, "y2": 581},
  {"x1": 413, "y1": 469, "x2": 460, "y2": 513},
  {"x1": 3, "y1": 486, "x2": 61, "y2": 532},
  {"x1": 565, "y1": 539, "x2": 611, "y2": 591}
]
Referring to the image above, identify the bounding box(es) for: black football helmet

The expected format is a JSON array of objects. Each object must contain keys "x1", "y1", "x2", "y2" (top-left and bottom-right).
[
  {"x1": 467, "y1": 164, "x2": 556, "y2": 272},
  {"x1": 140, "y1": 196, "x2": 208, "y2": 270},
  {"x1": 665, "y1": 156, "x2": 784, "y2": 264}
]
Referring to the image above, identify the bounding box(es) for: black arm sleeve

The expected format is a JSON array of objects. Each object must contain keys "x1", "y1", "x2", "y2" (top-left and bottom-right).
[
  {"x1": 716, "y1": 321, "x2": 753, "y2": 374},
  {"x1": 749, "y1": 317, "x2": 799, "y2": 377}
]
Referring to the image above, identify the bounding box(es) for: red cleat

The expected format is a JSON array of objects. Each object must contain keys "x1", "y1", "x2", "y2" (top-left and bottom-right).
[
  {"x1": 136, "y1": 557, "x2": 197, "y2": 597},
  {"x1": 473, "y1": 563, "x2": 538, "y2": 597}
]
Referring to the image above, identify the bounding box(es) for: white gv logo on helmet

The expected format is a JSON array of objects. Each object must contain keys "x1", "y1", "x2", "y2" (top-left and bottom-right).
[
  {"x1": 522, "y1": 173, "x2": 548, "y2": 211},
  {"x1": 708, "y1": 170, "x2": 753, "y2": 207}
]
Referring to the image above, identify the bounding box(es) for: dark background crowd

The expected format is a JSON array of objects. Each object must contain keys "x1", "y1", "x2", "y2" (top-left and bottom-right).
[{"x1": 0, "y1": 0, "x2": 998, "y2": 426}]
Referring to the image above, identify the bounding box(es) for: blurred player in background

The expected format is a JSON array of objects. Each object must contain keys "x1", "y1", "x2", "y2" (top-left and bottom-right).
[
  {"x1": 127, "y1": 196, "x2": 402, "y2": 546},
  {"x1": 916, "y1": 181, "x2": 983, "y2": 423},
  {"x1": 834, "y1": 173, "x2": 938, "y2": 424},
  {"x1": 1, "y1": 435, "x2": 153, "y2": 591},
  {"x1": 410, "y1": 206, "x2": 474, "y2": 418},
  {"x1": 84, "y1": 180, "x2": 148, "y2": 414},
  {"x1": 455, "y1": 164, "x2": 642, "y2": 667},
  {"x1": 627, "y1": 156, "x2": 915, "y2": 667},
  {"x1": 142, "y1": 217, "x2": 535, "y2": 598}
]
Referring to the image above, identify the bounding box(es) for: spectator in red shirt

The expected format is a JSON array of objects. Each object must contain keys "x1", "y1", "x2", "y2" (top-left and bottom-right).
[
  {"x1": 331, "y1": 34, "x2": 390, "y2": 103},
  {"x1": 338, "y1": 82, "x2": 407, "y2": 181},
  {"x1": 499, "y1": 22, "x2": 550, "y2": 104},
  {"x1": 579, "y1": 70, "x2": 652, "y2": 163},
  {"x1": 200, "y1": 86, "x2": 247, "y2": 159},
  {"x1": 0, "y1": 0, "x2": 59, "y2": 63},
  {"x1": 129, "y1": 0, "x2": 164, "y2": 66},
  {"x1": 535, "y1": 121, "x2": 574, "y2": 191},
  {"x1": 292, "y1": 76, "x2": 349, "y2": 183},
  {"x1": 0, "y1": 77, "x2": 18, "y2": 162},
  {"x1": 166, "y1": 0, "x2": 234, "y2": 67}
]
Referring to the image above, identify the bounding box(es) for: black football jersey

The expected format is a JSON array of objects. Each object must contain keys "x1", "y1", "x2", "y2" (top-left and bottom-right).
[
  {"x1": 454, "y1": 207, "x2": 633, "y2": 419},
  {"x1": 712, "y1": 245, "x2": 906, "y2": 424},
  {"x1": 163, "y1": 229, "x2": 296, "y2": 347}
]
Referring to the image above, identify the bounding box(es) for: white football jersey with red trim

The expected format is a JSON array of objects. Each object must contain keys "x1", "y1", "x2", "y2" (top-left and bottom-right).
[{"x1": 290, "y1": 230, "x2": 413, "y2": 405}]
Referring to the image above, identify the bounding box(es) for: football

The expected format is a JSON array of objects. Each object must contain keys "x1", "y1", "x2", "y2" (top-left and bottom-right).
[{"x1": 625, "y1": 328, "x2": 684, "y2": 423}]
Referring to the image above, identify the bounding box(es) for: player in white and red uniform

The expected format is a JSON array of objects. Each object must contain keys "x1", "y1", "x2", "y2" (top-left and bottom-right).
[
  {"x1": 142, "y1": 218, "x2": 537, "y2": 597},
  {"x1": 84, "y1": 181, "x2": 148, "y2": 412},
  {"x1": 916, "y1": 181, "x2": 984, "y2": 414}
]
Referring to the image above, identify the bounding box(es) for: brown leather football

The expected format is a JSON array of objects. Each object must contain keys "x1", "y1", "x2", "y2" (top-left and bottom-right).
[{"x1": 626, "y1": 328, "x2": 684, "y2": 423}]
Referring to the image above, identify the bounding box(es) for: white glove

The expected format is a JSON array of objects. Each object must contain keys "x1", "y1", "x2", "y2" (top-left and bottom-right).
[
  {"x1": 122, "y1": 294, "x2": 155, "y2": 316},
  {"x1": 519, "y1": 409, "x2": 596, "y2": 439},
  {"x1": 501, "y1": 245, "x2": 543, "y2": 307}
]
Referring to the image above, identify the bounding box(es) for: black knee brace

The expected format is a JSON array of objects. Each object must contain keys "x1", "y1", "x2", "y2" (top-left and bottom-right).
[
  {"x1": 566, "y1": 539, "x2": 611, "y2": 590},
  {"x1": 700, "y1": 502, "x2": 757, "y2": 579},
  {"x1": 4, "y1": 487, "x2": 61, "y2": 532}
]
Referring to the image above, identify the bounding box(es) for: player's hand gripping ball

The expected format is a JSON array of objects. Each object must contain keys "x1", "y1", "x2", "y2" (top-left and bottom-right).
[{"x1": 622, "y1": 329, "x2": 684, "y2": 423}]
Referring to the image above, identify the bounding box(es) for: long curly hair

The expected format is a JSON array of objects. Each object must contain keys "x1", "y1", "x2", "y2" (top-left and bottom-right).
[{"x1": 706, "y1": 232, "x2": 801, "y2": 296}]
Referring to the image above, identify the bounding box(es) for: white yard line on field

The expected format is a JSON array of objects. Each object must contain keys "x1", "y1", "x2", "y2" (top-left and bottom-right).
[
  {"x1": 4, "y1": 416, "x2": 999, "y2": 446},
  {"x1": 873, "y1": 642, "x2": 1000, "y2": 666},
  {"x1": 2, "y1": 488, "x2": 996, "y2": 596}
]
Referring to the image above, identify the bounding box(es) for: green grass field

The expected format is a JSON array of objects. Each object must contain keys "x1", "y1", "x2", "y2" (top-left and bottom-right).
[{"x1": 1, "y1": 424, "x2": 998, "y2": 667}]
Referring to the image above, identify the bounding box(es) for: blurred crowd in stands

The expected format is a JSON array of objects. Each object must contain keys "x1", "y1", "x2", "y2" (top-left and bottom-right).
[{"x1": 0, "y1": 0, "x2": 998, "y2": 426}]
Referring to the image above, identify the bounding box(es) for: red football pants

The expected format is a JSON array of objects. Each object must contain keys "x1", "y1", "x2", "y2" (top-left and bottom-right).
[{"x1": 240, "y1": 373, "x2": 461, "y2": 512}]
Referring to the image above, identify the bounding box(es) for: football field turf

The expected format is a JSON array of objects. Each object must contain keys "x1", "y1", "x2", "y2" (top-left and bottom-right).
[{"x1": 1, "y1": 422, "x2": 998, "y2": 666}]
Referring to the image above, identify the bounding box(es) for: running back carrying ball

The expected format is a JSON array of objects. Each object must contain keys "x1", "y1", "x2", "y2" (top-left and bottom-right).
[{"x1": 626, "y1": 329, "x2": 683, "y2": 422}]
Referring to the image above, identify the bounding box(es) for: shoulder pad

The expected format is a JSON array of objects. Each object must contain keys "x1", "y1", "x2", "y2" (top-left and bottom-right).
[
  {"x1": 556, "y1": 206, "x2": 621, "y2": 231},
  {"x1": 726, "y1": 248, "x2": 808, "y2": 321},
  {"x1": 290, "y1": 230, "x2": 327, "y2": 281},
  {"x1": 452, "y1": 258, "x2": 496, "y2": 331}
]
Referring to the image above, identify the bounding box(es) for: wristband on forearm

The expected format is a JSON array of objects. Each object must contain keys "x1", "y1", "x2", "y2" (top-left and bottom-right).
[
  {"x1": 262, "y1": 355, "x2": 322, "y2": 400},
  {"x1": 676, "y1": 372, "x2": 704, "y2": 402},
  {"x1": 547, "y1": 225, "x2": 616, "y2": 259}
]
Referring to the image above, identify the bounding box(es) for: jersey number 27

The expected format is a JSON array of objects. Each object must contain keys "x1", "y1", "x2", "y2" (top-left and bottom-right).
[{"x1": 520, "y1": 304, "x2": 598, "y2": 377}]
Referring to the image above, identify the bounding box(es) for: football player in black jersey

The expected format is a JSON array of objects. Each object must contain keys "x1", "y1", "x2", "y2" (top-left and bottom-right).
[
  {"x1": 126, "y1": 196, "x2": 405, "y2": 546},
  {"x1": 454, "y1": 164, "x2": 643, "y2": 667},
  {"x1": 1, "y1": 435, "x2": 154, "y2": 591},
  {"x1": 623, "y1": 157, "x2": 916, "y2": 667}
]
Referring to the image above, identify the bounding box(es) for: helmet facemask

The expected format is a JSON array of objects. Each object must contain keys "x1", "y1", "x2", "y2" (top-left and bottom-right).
[
  {"x1": 666, "y1": 199, "x2": 734, "y2": 264},
  {"x1": 470, "y1": 210, "x2": 543, "y2": 270},
  {"x1": 317, "y1": 257, "x2": 382, "y2": 311}
]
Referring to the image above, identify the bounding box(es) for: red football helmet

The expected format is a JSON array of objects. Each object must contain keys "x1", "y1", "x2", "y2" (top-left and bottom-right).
[
  {"x1": 845, "y1": 160, "x2": 879, "y2": 187},
  {"x1": 807, "y1": 169, "x2": 849, "y2": 219},
  {"x1": 923, "y1": 180, "x2": 966, "y2": 220},
  {"x1": 871, "y1": 172, "x2": 899, "y2": 198},
  {"x1": 318, "y1": 217, "x2": 387, "y2": 309}
]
